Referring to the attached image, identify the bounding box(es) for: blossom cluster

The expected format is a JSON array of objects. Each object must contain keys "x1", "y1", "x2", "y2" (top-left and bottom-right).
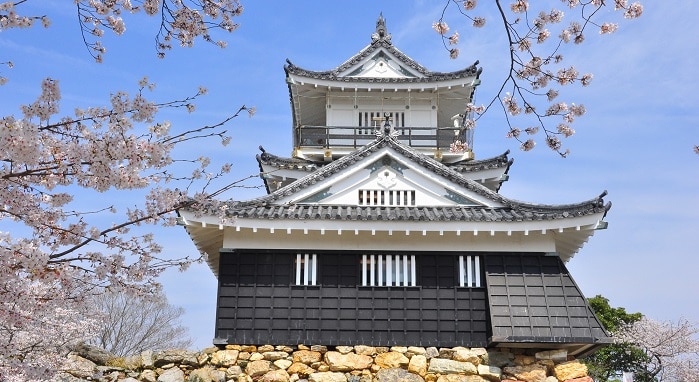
[
  {"x1": 432, "y1": 0, "x2": 643, "y2": 156},
  {"x1": 615, "y1": 317, "x2": 699, "y2": 380},
  {"x1": 1, "y1": 76, "x2": 244, "y2": 380},
  {"x1": 3, "y1": 1, "x2": 243, "y2": 62}
]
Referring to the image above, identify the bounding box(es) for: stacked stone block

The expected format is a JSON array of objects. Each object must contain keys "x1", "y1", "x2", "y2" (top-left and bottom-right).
[{"x1": 57, "y1": 344, "x2": 592, "y2": 382}]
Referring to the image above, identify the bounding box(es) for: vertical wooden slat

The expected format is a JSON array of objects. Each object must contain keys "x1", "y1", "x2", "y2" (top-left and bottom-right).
[{"x1": 295, "y1": 253, "x2": 302, "y2": 285}]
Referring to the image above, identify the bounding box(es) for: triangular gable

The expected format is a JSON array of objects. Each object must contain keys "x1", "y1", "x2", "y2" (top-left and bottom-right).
[
  {"x1": 267, "y1": 137, "x2": 507, "y2": 209},
  {"x1": 337, "y1": 48, "x2": 424, "y2": 79}
]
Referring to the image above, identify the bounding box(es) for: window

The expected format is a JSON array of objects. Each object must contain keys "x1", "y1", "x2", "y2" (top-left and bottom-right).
[
  {"x1": 458, "y1": 255, "x2": 481, "y2": 287},
  {"x1": 358, "y1": 189, "x2": 415, "y2": 206},
  {"x1": 361, "y1": 254, "x2": 416, "y2": 287},
  {"x1": 295, "y1": 253, "x2": 317, "y2": 286}
]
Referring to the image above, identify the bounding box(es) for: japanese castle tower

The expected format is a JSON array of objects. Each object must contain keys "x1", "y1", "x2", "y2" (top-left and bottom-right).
[{"x1": 180, "y1": 15, "x2": 612, "y2": 357}]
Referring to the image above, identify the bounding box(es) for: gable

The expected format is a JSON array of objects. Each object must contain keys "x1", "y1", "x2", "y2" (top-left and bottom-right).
[
  {"x1": 339, "y1": 49, "x2": 422, "y2": 79},
  {"x1": 276, "y1": 147, "x2": 503, "y2": 208}
]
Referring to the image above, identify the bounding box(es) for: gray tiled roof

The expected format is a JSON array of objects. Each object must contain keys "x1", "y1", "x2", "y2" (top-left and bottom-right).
[
  {"x1": 256, "y1": 146, "x2": 513, "y2": 175},
  {"x1": 283, "y1": 23, "x2": 481, "y2": 84},
  {"x1": 256, "y1": 146, "x2": 324, "y2": 173},
  {"x1": 197, "y1": 135, "x2": 610, "y2": 222},
  {"x1": 216, "y1": 203, "x2": 607, "y2": 223}
]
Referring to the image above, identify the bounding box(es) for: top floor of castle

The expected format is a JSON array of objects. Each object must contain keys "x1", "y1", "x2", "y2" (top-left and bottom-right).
[{"x1": 285, "y1": 14, "x2": 482, "y2": 164}]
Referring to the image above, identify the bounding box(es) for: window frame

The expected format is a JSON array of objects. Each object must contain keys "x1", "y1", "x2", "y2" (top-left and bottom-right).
[
  {"x1": 360, "y1": 254, "x2": 417, "y2": 287},
  {"x1": 294, "y1": 253, "x2": 318, "y2": 286},
  {"x1": 458, "y1": 255, "x2": 481, "y2": 288}
]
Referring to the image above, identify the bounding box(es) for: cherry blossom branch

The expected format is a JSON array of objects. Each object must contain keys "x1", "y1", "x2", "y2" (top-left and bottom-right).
[{"x1": 435, "y1": 0, "x2": 643, "y2": 156}]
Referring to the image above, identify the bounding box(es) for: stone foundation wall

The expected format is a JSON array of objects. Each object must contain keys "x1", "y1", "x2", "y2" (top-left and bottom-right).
[{"x1": 57, "y1": 344, "x2": 593, "y2": 382}]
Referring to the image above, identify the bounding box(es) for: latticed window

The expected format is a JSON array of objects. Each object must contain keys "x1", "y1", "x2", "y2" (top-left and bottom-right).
[
  {"x1": 361, "y1": 254, "x2": 416, "y2": 287},
  {"x1": 358, "y1": 189, "x2": 415, "y2": 206},
  {"x1": 458, "y1": 255, "x2": 481, "y2": 287},
  {"x1": 295, "y1": 253, "x2": 317, "y2": 286}
]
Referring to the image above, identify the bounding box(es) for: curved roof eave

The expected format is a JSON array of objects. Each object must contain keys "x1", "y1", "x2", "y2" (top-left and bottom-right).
[
  {"x1": 184, "y1": 136, "x2": 611, "y2": 222},
  {"x1": 285, "y1": 61, "x2": 482, "y2": 86}
]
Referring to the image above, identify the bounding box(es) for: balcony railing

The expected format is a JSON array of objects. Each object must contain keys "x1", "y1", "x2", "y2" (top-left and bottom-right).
[{"x1": 295, "y1": 126, "x2": 474, "y2": 153}]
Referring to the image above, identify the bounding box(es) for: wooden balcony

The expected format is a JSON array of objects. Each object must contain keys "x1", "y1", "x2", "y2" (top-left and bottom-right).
[{"x1": 295, "y1": 125, "x2": 474, "y2": 154}]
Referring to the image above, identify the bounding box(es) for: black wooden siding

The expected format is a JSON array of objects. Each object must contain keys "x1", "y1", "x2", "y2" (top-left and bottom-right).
[
  {"x1": 215, "y1": 250, "x2": 489, "y2": 347},
  {"x1": 483, "y1": 254, "x2": 609, "y2": 345}
]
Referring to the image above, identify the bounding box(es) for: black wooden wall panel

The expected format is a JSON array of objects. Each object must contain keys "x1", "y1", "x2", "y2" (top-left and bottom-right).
[
  {"x1": 215, "y1": 250, "x2": 488, "y2": 347},
  {"x1": 484, "y1": 254, "x2": 608, "y2": 343}
]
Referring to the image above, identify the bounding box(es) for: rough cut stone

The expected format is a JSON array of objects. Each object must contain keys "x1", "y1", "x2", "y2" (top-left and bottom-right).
[
  {"x1": 63, "y1": 354, "x2": 97, "y2": 379},
  {"x1": 389, "y1": 346, "x2": 408, "y2": 353},
  {"x1": 189, "y1": 366, "x2": 226, "y2": 382},
  {"x1": 309, "y1": 371, "x2": 348, "y2": 382},
  {"x1": 261, "y1": 369, "x2": 291, "y2": 382},
  {"x1": 211, "y1": 349, "x2": 239, "y2": 367},
  {"x1": 354, "y1": 346, "x2": 376, "y2": 356},
  {"x1": 239, "y1": 352, "x2": 252, "y2": 361},
  {"x1": 264, "y1": 351, "x2": 290, "y2": 361},
  {"x1": 293, "y1": 350, "x2": 322, "y2": 364},
  {"x1": 324, "y1": 351, "x2": 373, "y2": 371},
  {"x1": 157, "y1": 367, "x2": 185, "y2": 382},
  {"x1": 477, "y1": 364, "x2": 502, "y2": 382},
  {"x1": 275, "y1": 359, "x2": 293, "y2": 370},
  {"x1": 436, "y1": 375, "x2": 490, "y2": 382},
  {"x1": 310, "y1": 345, "x2": 328, "y2": 353},
  {"x1": 246, "y1": 360, "x2": 273, "y2": 377},
  {"x1": 425, "y1": 348, "x2": 439, "y2": 359},
  {"x1": 514, "y1": 355, "x2": 536, "y2": 366},
  {"x1": 69, "y1": 343, "x2": 116, "y2": 365},
  {"x1": 154, "y1": 350, "x2": 199, "y2": 367},
  {"x1": 535, "y1": 350, "x2": 568, "y2": 363},
  {"x1": 503, "y1": 364, "x2": 548, "y2": 382},
  {"x1": 140, "y1": 369, "x2": 157, "y2": 382},
  {"x1": 408, "y1": 355, "x2": 427, "y2": 377},
  {"x1": 483, "y1": 351, "x2": 514, "y2": 368},
  {"x1": 251, "y1": 353, "x2": 265, "y2": 361},
  {"x1": 376, "y1": 368, "x2": 424, "y2": 382},
  {"x1": 336, "y1": 346, "x2": 354, "y2": 354},
  {"x1": 552, "y1": 360, "x2": 588, "y2": 381},
  {"x1": 226, "y1": 365, "x2": 244, "y2": 379},
  {"x1": 141, "y1": 350, "x2": 155, "y2": 369},
  {"x1": 259, "y1": 345, "x2": 276, "y2": 352},
  {"x1": 375, "y1": 352, "x2": 409, "y2": 369},
  {"x1": 407, "y1": 347, "x2": 426, "y2": 355},
  {"x1": 452, "y1": 349, "x2": 481, "y2": 365},
  {"x1": 438, "y1": 348, "x2": 455, "y2": 359},
  {"x1": 287, "y1": 362, "x2": 316, "y2": 377},
  {"x1": 427, "y1": 358, "x2": 477, "y2": 375}
]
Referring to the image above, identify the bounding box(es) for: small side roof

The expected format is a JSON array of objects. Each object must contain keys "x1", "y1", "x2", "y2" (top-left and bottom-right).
[{"x1": 256, "y1": 146, "x2": 513, "y2": 193}]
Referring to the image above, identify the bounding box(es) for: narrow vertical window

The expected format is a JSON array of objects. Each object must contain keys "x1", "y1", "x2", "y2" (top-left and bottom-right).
[
  {"x1": 361, "y1": 254, "x2": 416, "y2": 286},
  {"x1": 459, "y1": 255, "x2": 481, "y2": 287},
  {"x1": 295, "y1": 253, "x2": 317, "y2": 286}
]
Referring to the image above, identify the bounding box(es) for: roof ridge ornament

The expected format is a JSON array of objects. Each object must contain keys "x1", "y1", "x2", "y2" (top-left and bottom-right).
[
  {"x1": 372, "y1": 13, "x2": 392, "y2": 42},
  {"x1": 375, "y1": 114, "x2": 399, "y2": 139}
]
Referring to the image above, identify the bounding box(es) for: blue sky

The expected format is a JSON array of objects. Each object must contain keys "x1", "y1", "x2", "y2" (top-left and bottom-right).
[{"x1": 1, "y1": 1, "x2": 697, "y2": 350}]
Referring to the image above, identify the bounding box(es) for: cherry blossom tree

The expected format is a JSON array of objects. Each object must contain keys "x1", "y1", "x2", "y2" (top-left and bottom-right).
[
  {"x1": 616, "y1": 317, "x2": 699, "y2": 382},
  {"x1": 1, "y1": 1, "x2": 247, "y2": 380},
  {"x1": 433, "y1": 0, "x2": 644, "y2": 156}
]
